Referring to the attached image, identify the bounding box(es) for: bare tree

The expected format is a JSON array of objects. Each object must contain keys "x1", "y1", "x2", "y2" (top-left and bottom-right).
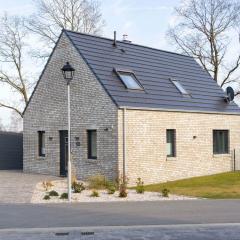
[
  {"x1": 0, "y1": 117, "x2": 5, "y2": 131},
  {"x1": 0, "y1": 14, "x2": 32, "y2": 118},
  {"x1": 8, "y1": 111, "x2": 23, "y2": 132},
  {"x1": 168, "y1": 0, "x2": 240, "y2": 89},
  {"x1": 27, "y1": 0, "x2": 104, "y2": 49}
]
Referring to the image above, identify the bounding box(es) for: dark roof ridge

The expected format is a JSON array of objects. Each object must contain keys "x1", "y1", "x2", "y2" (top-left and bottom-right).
[{"x1": 63, "y1": 29, "x2": 193, "y2": 59}]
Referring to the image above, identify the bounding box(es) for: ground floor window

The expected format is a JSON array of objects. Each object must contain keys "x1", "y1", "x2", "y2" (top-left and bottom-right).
[
  {"x1": 166, "y1": 129, "x2": 176, "y2": 157},
  {"x1": 87, "y1": 130, "x2": 97, "y2": 159},
  {"x1": 213, "y1": 130, "x2": 229, "y2": 154},
  {"x1": 38, "y1": 131, "x2": 45, "y2": 157}
]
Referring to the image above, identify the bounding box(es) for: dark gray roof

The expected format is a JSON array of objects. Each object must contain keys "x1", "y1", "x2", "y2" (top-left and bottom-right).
[{"x1": 65, "y1": 30, "x2": 240, "y2": 113}]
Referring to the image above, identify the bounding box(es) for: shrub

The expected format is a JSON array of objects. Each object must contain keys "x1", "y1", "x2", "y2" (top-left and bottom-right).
[
  {"x1": 107, "y1": 185, "x2": 116, "y2": 194},
  {"x1": 43, "y1": 195, "x2": 50, "y2": 200},
  {"x1": 162, "y1": 188, "x2": 170, "y2": 198},
  {"x1": 72, "y1": 181, "x2": 85, "y2": 193},
  {"x1": 136, "y1": 178, "x2": 145, "y2": 194},
  {"x1": 118, "y1": 175, "x2": 128, "y2": 198},
  {"x1": 88, "y1": 175, "x2": 108, "y2": 189},
  {"x1": 49, "y1": 190, "x2": 59, "y2": 197},
  {"x1": 90, "y1": 190, "x2": 99, "y2": 197},
  {"x1": 42, "y1": 181, "x2": 54, "y2": 191},
  {"x1": 60, "y1": 193, "x2": 68, "y2": 199}
]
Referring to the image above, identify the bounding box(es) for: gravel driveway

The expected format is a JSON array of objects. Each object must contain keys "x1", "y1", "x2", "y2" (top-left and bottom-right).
[{"x1": 0, "y1": 171, "x2": 60, "y2": 203}]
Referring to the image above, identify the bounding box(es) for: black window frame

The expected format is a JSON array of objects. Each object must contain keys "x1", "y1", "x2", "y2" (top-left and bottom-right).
[
  {"x1": 213, "y1": 130, "x2": 229, "y2": 154},
  {"x1": 166, "y1": 129, "x2": 176, "y2": 157},
  {"x1": 114, "y1": 68, "x2": 144, "y2": 91},
  {"x1": 87, "y1": 130, "x2": 97, "y2": 159},
  {"x1": 38, "y1": 131, "x2": 46, "y2": 157}
]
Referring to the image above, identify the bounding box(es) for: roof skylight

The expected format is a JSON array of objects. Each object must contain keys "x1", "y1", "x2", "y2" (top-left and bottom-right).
[
  {"x1": 171, "y1": 79, "x2": 190, "y2": 96},
  {"x1": 115, "y1": 70, "x2": 143, "y2": 90}
]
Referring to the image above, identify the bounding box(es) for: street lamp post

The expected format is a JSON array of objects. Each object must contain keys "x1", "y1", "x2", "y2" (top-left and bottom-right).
[{"x1": 61, "y1": 62, "x2": 75, "y2": 202}]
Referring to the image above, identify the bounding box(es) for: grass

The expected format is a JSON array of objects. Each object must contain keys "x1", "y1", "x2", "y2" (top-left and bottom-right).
[{"x1": 143, "y1": 172, "x2": 240, "y2": 199}]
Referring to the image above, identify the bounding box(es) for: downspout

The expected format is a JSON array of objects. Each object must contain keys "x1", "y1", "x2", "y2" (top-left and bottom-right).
[{"x1": 123, "y1": 107, "x2": 127, "y2": 181}]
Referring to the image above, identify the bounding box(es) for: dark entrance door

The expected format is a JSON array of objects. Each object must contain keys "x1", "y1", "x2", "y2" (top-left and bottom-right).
[{"x1": 60, "y1": 130, "x2": 68, "y2": 176}]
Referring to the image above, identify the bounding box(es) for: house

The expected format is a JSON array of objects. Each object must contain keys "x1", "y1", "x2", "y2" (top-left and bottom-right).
[{"x1": 23, "y1": 29, "x2": 240, "y2": 185}]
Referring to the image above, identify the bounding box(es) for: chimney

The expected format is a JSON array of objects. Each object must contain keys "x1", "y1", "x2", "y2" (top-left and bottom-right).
[
  {"x1": 122, "y1": 34, "x2": 132, "y2": 43},
  {"x1": 113, "y1": 31, "x2": 117, "y2": 47}
]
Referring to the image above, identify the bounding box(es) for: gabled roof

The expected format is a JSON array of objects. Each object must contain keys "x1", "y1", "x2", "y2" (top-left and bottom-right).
[{"x1": 65, "y1": 30, "x2": 240, "y2": 114}]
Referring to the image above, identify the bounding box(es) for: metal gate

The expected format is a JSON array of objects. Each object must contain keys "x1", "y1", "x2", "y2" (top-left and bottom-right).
[
  {"x1": 0, "y1": 131, "x2": 23, "y2": 170},
  {"x1": 232, "y1": 149, "x2": 240, "y2": 171}
]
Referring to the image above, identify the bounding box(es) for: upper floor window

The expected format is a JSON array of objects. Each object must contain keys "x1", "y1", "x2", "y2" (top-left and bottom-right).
[
  {"x1": 171, "y1": 79, "x2": 190, "y2": 96},
  {"x1": 87, "y1": 130, "x2": 97, "y2": 159},
  {"x1": 115, "y1": 69, "x2": 143, "y2": 90},
  {"x1": 38, "y1": 131, "x2": 45, "y2": 157},
  {"x1": 167, "y1": 129, "x2": 176, "y2": 157},
  {"x1": 213, "y1": 130, "x2": 229, "y2": 154}
]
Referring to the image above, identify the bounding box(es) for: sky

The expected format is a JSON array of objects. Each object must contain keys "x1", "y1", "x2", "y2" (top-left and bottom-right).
[
  {"x1": 1, "y1": 0, "x2": 239, "y2": 129},
  {"x1": 0, "y1": 0, "x2": 181, "y2": 127}
]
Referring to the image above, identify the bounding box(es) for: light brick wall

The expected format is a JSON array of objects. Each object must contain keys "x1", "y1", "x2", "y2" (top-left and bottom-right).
[
  {"x1": 23, "y1": 33, "x2": 118, "y2": 181},
  {"x1": 118, "y1": 109, "x2": 240, "y2": 185}
]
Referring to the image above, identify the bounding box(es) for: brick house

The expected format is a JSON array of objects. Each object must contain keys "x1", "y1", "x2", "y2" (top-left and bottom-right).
[{"x1": 23, "y1": 29, "x2": 240, "y2": 185}]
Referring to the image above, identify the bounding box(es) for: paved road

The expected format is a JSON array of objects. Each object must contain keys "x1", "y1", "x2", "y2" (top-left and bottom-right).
[
  {"x1": 1, "y1": 200, "x2": 240, "y2": 229},
  {"x1": 0, "y1": 171, "x2": 59, "y2": 203},
  {"x1": 1, "y1": 224, "x2": 240, "y2": 240}
]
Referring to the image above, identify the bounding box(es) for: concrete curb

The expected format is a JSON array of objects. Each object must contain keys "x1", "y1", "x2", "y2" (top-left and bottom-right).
[{"x1": 1, "y1": 223, "x2": 240, "y2": 233}]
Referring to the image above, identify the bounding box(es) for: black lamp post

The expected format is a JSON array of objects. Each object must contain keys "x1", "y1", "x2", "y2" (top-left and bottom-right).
[
  {"x1": 61, "y1": 62, "x2": 75, "y2": 84},
  {"x1": 61, "y1": 62, "x2": 75, "y2": 202}
]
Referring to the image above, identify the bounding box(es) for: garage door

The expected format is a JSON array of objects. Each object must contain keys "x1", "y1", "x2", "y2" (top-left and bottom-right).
[{"x1": 0, "y1": 131, "x2": 23, "y2": 170}]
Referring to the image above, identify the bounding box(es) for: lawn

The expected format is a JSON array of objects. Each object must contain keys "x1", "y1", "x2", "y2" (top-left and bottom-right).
[{"x1": 143, "y1": 172, "x2": 240, "y2": 199}]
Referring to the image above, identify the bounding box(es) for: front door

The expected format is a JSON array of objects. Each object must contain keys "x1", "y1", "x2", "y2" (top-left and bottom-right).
[{"x1": 60, "y1": 130, "x2": 68, "y2": 176}]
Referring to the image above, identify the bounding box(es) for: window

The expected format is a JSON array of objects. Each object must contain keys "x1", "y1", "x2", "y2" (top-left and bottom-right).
[
  {"x1": 213, "y1": 130, "x2": 229, "y2": 154},
  {"x1": 171, "y1": 79, "x2": 190, "y2": 96},
  {"x1": 38, "y1": 131, "x2": 45, "y2": 157},
  {"x1": 115, "y1": 70, "x2": 143, "y2": 90},
  {"x1": 87, "y1": 130, "x2": 97, "y2": 159},
  {"x1": 166, "y1": 129, "x2": 176, "y2": 157}
]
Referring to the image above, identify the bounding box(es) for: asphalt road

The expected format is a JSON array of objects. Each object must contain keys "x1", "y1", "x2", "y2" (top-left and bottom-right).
[
  {"x1": 1, "y1": 224, "x2": 240, "y2": 240},
  {"x1": 1, "y1": 200, "x2": 240, "y2": 229}
]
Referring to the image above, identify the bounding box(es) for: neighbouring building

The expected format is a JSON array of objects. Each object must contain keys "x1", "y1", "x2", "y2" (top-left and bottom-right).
[{"x1": 23, "y1": 29, "x2": 240, "y2": 185}]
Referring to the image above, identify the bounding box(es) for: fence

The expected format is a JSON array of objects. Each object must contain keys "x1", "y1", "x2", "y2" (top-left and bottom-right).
[
  {"x1": 232, "y1": 149, "x2": 240, "y2": 171},
  {"x1": 0, "y1": 131, "x2": 23, "y2": 170}
]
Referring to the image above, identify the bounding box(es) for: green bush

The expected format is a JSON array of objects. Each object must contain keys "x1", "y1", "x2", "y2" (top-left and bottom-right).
[
  {"x1": 162, "y1": 188, "x2": 170, "y2": 197},
  {"x1": 49, "y1": 190, "x2": 59, "y2": 197},
  {"x1": 60, "y1": 193, "x2": 68, "y2": 199},
  {"x1": 136, "y1": 178, "x2": 145, "y2": 194},
  {"x1": 88, "y1": 175, "x2": 109, "y2": 189},
  {"x1": 90, "y1": 190, "x2": 99, "y2": 197},
  {"x1": 43, "y1": 195, "x2": 50, "y2": 200},
  {"x1": 107, "y1": 185, "x2": 116, "y2": 194},
  {"x1": 72, "y1": 181, "x2": 85, "y2": 193}
]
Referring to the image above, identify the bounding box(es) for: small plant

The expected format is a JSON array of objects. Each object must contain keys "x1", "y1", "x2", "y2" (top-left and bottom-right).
[
  {"x1": 42, "y1": 181, "x2": 54, "y2": 191},
  {"x1": 136, "y1": 178, "x2": 145, "y2": 194},
  {"x1": 43, "y1": 195, "x2": 50, "y2": 200},
  {"x1": 118, "y1": 175, "x2": 128, "y2": 198},
  {"x1": 72, "y1": 181, "x2": 85, "y2": 193},
  {"x1": 107, "y1": 185, "x2": 116, "y2": 194},
  {"x1": 162, "y1": 188, "x2": 170, "y2": 198},
  {"x1": 60, "y1": 192, "x2": 68, "y2": 199},
  {"x1": 90, "y1": 190, "x2": 99, "y2": 197},
  {"x1": 48, "y1": 190, "x2": 59, "y2": 197},
  {"x1": 88, "y1": 175, "x2": 109, "y2": 189}
]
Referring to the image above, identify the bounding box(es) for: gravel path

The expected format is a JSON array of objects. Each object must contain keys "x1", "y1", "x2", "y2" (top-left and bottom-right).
[{"x1": 0, "y1": 170, "x2": 60, "y2": 203}]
